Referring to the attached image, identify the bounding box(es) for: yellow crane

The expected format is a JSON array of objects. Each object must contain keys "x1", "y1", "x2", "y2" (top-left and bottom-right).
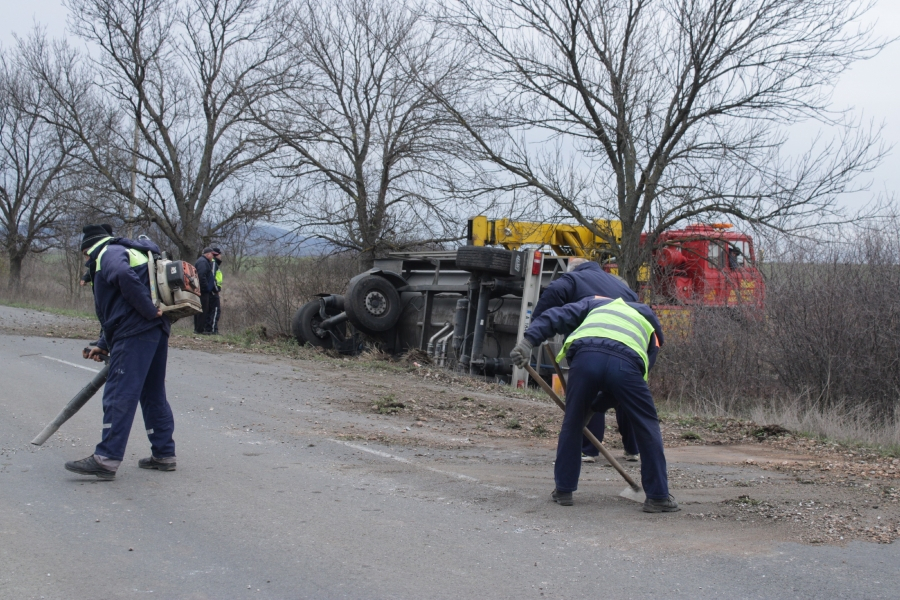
[{"x1": 467, "y1": 215, "x2": 622, "y2": 260}]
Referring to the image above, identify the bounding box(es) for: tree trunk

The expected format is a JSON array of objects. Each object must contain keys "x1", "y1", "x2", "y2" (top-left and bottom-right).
[
  {"x1": 618, "y1": 226, "x2": 643, "y2": 293},
  {"x1": 7, "y1": 251, "x2": 24, "y2": 291},
  {"x1": 357, "y1": 248, "x2": 375, "y2": 271},
  {"x1": 176, "y1": 227, "x2": 201, "y2": 262}
]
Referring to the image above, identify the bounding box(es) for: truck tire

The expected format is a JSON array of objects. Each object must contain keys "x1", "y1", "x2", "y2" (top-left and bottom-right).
[
  {"x1": 292, "y1": 299, "x2": 345, "y2": 348},
  {"x1": 345, "y1": 275, "x2": 401, "y2": 333},
  {"x1": 456, "y1": 246, "x2": 513, "y2": 275}
]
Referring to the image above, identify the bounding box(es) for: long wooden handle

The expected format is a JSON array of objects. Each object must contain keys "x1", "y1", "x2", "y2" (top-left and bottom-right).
[
  {"x1": 524, "y1": 363, "x2": 640, "y2": 491},
  {"x1": 544, "y1": 344, "x2": 567, "y2": 393}
]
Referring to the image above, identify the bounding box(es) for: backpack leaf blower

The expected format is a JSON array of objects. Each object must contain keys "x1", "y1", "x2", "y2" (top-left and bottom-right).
[{"x1": 147, "y1": 251, "x2": 203, "y2": 322}]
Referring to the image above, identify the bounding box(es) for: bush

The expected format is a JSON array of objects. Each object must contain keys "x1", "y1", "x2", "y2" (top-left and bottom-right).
[
  {"x1": 764, "y1": 243, "x2": 900, "y2": 417},
  {"x1": 652, "y1": 221, "x2": 900, "y2": 443},
  {"x1": 225, "y1": 253, "x2": 358, "y2": 336}
]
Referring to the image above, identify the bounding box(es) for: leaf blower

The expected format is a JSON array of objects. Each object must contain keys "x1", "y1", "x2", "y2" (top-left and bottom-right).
[
  {"x1": 31, "y1": 349, "x2": 109, "y2": 446},
  {"x1": 147, "y1": 251, "x2": 203, "y2": 322}
]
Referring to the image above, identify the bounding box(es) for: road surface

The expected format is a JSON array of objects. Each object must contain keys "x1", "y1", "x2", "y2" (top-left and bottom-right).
[{"x1": 0, "y1": 311, "x2": 897, "y2": 598}]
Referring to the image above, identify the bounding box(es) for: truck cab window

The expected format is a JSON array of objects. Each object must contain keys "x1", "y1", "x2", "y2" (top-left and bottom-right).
[
  {"x1": 708, "y1": 242, "x2": 723, "y2": 269},
  {"x1": 727, "y1": 246, "x2": 743, "y2": 269}
]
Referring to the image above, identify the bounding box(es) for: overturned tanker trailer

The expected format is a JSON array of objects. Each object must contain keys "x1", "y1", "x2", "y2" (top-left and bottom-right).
[{"x1": 291, "y1": 243, "x2": 567, "y2": 387}]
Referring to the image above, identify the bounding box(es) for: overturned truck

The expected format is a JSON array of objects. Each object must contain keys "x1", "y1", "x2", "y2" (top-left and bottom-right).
[
  {"x1": 292, "y1": 244, "x2": 554, "y2": 387},
  {"x1": 291, "y1": 217, "x2": 765, "y2": 387}
]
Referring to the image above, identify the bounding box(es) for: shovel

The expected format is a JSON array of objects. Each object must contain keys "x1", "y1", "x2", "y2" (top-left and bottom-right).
[{"x1": 524, "y1": 347, "x2": 644, "y2": 503}]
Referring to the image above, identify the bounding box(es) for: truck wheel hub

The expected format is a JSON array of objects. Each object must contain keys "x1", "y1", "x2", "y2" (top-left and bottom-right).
[{"x1": 364, "y1": 291, "x2": 387, "y2": 315}]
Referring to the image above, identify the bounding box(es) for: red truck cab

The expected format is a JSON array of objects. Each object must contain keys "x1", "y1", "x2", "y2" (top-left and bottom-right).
[{"x1": 644, "y1": 224, "x2": 765, "y2": 309}]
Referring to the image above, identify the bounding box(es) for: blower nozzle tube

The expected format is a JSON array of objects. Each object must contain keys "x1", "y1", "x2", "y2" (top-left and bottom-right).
[{"x1": 31, "y1": 352, "x2": 109, "y2": 446}]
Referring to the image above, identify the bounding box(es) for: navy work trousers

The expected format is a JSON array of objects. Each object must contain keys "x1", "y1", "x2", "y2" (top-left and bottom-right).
[
  {"x1": 582, "y1": 406, "x2": 639, "y2": 456},
  {"x1": 94, "y1": 326, "x2": 175, "y2": 461},
  {"x1": 206, "y1": 293, "x2": 220, "y2": 333},
  {"x1": 554, "y1": 347, "x2": 669, "y2": 499},
  {"x1": 194, "y1": 293, "x2": 210, "y2": 333}
]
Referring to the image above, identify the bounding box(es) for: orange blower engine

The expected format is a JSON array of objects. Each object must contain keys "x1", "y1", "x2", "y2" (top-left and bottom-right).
[{"x1": 147, "y1": 252, "x2": 203, "y2": 322}]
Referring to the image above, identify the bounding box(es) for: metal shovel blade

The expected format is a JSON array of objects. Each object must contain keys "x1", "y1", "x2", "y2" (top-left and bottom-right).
[{"x1": 619, "y1": 484, "x2": 646, "y2": 503}]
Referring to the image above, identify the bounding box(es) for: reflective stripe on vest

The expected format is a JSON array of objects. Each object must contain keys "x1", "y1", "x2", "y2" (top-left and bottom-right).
[
  {"x1": 556, "y1": 298, "x2": 655, "y2": 380},
  {"x1": 86, "y1": 237, "x2": 113, "y2": 255},
  {"x1": 96, "y1": 245, "x2": 149, "y2": 271}
]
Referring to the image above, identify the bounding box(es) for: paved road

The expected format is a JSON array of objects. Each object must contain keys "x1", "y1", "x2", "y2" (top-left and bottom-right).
[{"x1": 1, "y1": 330, "x2": 898, "y2": 599}]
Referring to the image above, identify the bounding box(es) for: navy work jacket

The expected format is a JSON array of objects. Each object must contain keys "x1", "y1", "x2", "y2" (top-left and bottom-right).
[
  {"x1": 524, "y1": 297, "x2": 664, "y2": 373},
  {"x1": 91, "y1": 237, "x2": 170, "y2": 351},
  {"x1": 532, "y1": 262, "x2": 637, "y2": 320},
  {"x1": 194, "y1": 255, "x2": 217, "y2": 294}
]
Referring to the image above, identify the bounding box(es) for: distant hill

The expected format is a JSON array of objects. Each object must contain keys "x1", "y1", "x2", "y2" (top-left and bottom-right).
[{"x1": 243, "y1": 225, "x2": 335, "y2": 256}]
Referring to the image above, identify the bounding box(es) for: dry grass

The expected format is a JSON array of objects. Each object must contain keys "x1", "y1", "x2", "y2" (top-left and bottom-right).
[{"x1": 749, "y1": 399, "x2": 900, "y2": 453}]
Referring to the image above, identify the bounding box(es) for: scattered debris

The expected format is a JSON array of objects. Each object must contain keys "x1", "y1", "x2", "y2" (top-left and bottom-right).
[{"x1": 373, "y1": 395, "x2": 406, "y2": 414}]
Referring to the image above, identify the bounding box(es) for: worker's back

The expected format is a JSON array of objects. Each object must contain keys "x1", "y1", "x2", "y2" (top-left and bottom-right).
[{"x1": 533, "y1": 260, "x2": 637, "y2": 319}]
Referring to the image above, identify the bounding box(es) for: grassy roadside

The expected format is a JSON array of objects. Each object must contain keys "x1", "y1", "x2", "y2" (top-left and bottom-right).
[
  {"x1": 0, "y1": 300, "x2": 95, "y2": 320},
  {"x1": 655, "y1": 410, "x2": 900, "y2": 459}
]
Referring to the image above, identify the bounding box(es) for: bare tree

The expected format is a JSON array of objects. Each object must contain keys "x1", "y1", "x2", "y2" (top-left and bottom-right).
[
  {"x1": 0, "y1": 43, "x2": 79, "y2": 289},
  {"x1": 253, "y1": 0, "x2": 483, "y2": 270},
  {"x1": 25, "y1": 0, "x2": 289, "y2": 260},
  {"x1": 436, "y1": 0, "x2": 888, "y2": 288}
]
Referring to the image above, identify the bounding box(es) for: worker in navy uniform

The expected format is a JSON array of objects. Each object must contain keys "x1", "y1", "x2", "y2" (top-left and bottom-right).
[
  {"x1": 64, "y1": 224, "x2": 177, "y2": 479},
  {"x1": 511, "y1": 296, "x2": 678, "y2": 512},
  {"x1": 207, "y1": 247, "x2": 223, "y2": 334},
  {"x1": 193, "y1": 247, "x2": 220, "y2": 334},
  {"x1": 532, "y1": 257, "x2": 640, "y2": 463}
]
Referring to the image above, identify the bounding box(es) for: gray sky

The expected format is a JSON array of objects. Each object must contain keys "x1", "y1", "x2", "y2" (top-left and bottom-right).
[{"x1": 2, "y1": 0, "x2": 898, "y2": 213}]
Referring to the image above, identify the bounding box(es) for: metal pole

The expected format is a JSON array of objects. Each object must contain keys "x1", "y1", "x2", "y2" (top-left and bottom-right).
[{"x1": 468, "y1": 282, "x2": 492, "y2": 374}]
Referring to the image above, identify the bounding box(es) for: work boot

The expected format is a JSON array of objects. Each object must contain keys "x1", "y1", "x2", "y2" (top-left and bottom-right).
[
  {"x1": 65, "y1": 455, "x2": 116, "y2": 480},
  {"x1": 581, "y1": 453, "x2": 597, "y2": 463},
  {"x1": 138, "y1": 456, "x2": 177, "y2": 471},
  {"x1": 643, "y1": 495, "x2": 680, "y2": 513},
  {"x1": 551, "y1": 489, "x2": 573, "y2": 506},
  {"x1": 623, "y1": 452, "x2": 640, "y2": 462}
]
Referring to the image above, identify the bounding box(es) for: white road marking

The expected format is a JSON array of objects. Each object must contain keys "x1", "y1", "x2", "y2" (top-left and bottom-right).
[
  {"x1": 41, "y1": 356, "x2": 101, "y2": 373},
  {"x1": 332, "y1": 439, "x2": 479, "y2": 482}
]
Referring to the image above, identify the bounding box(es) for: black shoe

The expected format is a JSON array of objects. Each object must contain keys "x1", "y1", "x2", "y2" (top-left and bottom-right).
[
  {"x1": 643, "y1": 495, "x2": 680, "y2": 513},
  {"x1": 138, "y1": 456, "x2": 177, "y2": 471},
  {"x1": 65, "y1": 455, "x2": 116, "y2": 480},
  {"x1": 551, "y1": 489, "x2": 573, "y2": 506}
]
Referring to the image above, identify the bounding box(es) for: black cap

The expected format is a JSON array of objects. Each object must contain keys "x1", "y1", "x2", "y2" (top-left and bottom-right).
[
  {"x1": 211, "y1": 247, "x2": 222, "y2": 256},
  {"x1": 201, "y1": 247, "x2": 215, "y2": 255},
  {"x1": 81, "y1": 224, "x2": 113, "y2": 251}
]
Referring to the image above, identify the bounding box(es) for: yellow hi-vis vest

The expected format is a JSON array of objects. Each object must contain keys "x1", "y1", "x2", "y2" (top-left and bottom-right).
[
  {"x1": 556, "y1": 298, "x2": 656, "y2": 380},
  {"x1": 94, "y1": 242, "x2": 150, "y2": 271},
  {"x1": 215, "y1": 267, "x2": 223, "y2": 288}
]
